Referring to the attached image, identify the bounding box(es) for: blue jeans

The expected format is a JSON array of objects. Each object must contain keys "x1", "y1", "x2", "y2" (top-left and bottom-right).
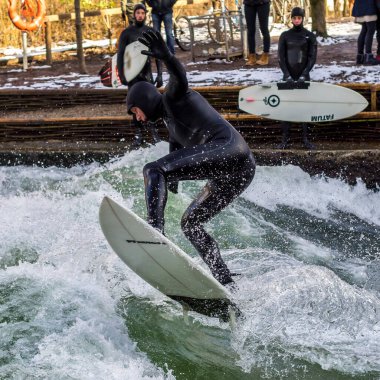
[{"x1": 152, "y1": 12, "x2": 175, "y2": 55}]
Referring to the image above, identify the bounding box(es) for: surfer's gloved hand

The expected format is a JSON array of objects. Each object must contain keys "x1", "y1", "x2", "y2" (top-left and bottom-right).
[
  {"x1": 168, "y1": 181, "x2": 179, "y2": 194},
  {"x1": 139, "y1": 30, "x2": 172, "y2": 61},
  {"x1": 297, "y1": 76, "x2": 306, "y2": 83},
  {"x1": 155, "y1": 74, "x2": 163, "y2": 88}
]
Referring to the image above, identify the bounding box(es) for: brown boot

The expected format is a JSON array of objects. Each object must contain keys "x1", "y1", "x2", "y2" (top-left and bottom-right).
[
  {"x1": 245, "y1": 53, "x2": 257, "y2": 66},
  {"x1": 256, "y1": 52, "x2": 269, "y2": 66}
]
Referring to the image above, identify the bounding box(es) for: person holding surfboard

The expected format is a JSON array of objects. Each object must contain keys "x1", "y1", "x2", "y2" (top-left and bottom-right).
[
  {"x1": 126, "y1": 29, "x2": 256, "y2": 287},
  {"x1": 117, "y1": 3, "x2": 162, "y2": 147},
  {"x1": 276, "y1": 6, "x2": 317, "y2": 149}
]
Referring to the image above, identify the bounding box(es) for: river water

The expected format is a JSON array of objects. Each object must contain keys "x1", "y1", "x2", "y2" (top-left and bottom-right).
[{"x1": 1, "y1": 142, "x2": 379, "y2": 380}]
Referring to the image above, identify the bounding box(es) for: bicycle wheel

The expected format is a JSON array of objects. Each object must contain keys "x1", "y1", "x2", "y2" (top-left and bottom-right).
[
  {"x1": 207, "y1": 15, "x2": 234, "y2": 45},
  {"x1": 174, "y1": 16, "x2": 193, "y2": 51}
]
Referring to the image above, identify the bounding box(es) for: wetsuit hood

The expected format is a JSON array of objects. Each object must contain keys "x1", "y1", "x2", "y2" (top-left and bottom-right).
[
  {"x1": 127, "y1": 82, "x2": 163, "y2": 121},
  {"x1": 291, "y1": 7, "x2": 304, "y2": 30},
  {"x1": 133, "y1": 3, "x2": 147, "y2": 27}
]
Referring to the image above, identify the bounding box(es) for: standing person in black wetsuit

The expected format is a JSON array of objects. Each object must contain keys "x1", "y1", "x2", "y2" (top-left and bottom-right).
[
  {"x1": 117, "y1": 3, "x2": 162, "y2": 147},
  {"x1": 126, "y1": 30, "x2": 256, "y2": 287},
  {"x1": 276, "y1": 7, "x2": 317, "y2": 150}
]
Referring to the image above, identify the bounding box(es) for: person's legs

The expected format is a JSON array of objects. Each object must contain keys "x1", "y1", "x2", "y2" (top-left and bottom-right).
[
  {"x1": 363, "y1": 21, "x2": 379, "y2": 64},
  {"x1": 244, "y1": 4, "x2": 258, "y2": 55},
  {"x1": 364, "y1": 21, "x2": 377, "y2": 53},
  {"x1": 256, "y1": 2, "x2": 270, "y2": 65},
  {"x1": 143, "y1": 132, "x2": 255, "y2": 284},
  {"x1": 357, "y1": 23, "x2": 367, "y2": 54},
  {"x1": 152, "y1": 13, "x2": 163, "y2": 34},
  {"x1": 302, "y1": 123, "x2": 316, "y2": 150},
  {"x1": 257, "y1": 2, "x2": 270, "y2": 53},
  {"x1": 276, "y1": 122, "x2": 291, "y2": 149},
  {"x1": 181, "y1": 179, "x2": 245, "y2": 285},
  {"x1": 163, "y1": 11, "x2": 176, "y2": 55}
]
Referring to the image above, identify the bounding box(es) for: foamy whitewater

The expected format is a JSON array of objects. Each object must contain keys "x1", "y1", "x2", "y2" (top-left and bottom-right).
[{"x1": 1, "y1": 142, "x2": 379, "y2": 379}]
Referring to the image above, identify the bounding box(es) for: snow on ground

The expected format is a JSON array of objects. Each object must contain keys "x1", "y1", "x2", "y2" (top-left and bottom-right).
[{"x1": 0, "y1": 21, "x2": 379, "y2": 89}]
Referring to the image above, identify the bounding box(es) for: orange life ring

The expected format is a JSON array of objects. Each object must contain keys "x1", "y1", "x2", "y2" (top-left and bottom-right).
[{"x1": 8, "y1": 0, "x2": 46, "y2": 32}]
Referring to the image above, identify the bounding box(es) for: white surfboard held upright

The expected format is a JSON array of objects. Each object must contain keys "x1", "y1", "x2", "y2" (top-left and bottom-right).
[
  {"x1": 109, "y1": 41, "x2": 148, "y2": 88},
  {"x1": 99, "y1": 196, "x2": 235, "y2": 319},
  {"x1": 239, "y1": 82, "x2": 368, "y2": 123}
]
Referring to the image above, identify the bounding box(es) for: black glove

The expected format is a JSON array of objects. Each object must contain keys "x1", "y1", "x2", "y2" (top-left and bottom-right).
[
  {"x1": 283, "y1": 75, "x2": 293, "y2": 82},
  {"x1": 155, "y1": 74, "x2": 163, "y2": 88},
  {"x1": 168, "y1": 181, "x2": 179, "y2": 194},
  {"x1": 138, "y1": 29, "x2": 172, "y2": 60},
  {"x1": 297, "y1": 75, "x2": 306, "y2": 83}
]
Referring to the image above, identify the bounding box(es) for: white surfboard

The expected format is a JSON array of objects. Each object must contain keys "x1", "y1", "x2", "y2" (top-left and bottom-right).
[
  {"x1": 123, "y1": 41, "x2": 148, "y2": 82},
  {"x1": 99, "y1": 196, "x2": 237, "y2": 320},
  {"x1": 239, "y1": 82, "x2": 368, "y2": 123}
]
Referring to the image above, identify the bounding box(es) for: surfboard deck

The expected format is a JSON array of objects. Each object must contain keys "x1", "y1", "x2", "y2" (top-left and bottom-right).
[
  {"x1": 239, "y1": 82, "x2": 368, "y2": 123},
  {"x1": 99, "y1": 196, "x2": 238, "y2": 321},
  {"x1": 123, "y1": 41, "x2": 148, "y2": 82}
]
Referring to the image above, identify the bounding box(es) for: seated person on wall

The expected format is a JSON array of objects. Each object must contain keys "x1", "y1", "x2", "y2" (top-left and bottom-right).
[
  {"x1": 126, "y1": 30, "x2": 256, "y2": 287},
  {"x1": 117, "y1": 3, "x2": 163, "y2": 147},
  {"x1": 276, "y1": 7, "x2": 317, "y2": 150}
]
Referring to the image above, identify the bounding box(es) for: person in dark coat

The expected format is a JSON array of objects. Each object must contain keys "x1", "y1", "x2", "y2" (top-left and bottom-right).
[
  {"x1": 276, "y1": 7, "x2": 317, "y2": 150},
  {"x1": 352, "y1": 0, "x2": 380, "y2": 65},
  {"x1": 243, "y1": 0, "x2": 271, "y2": 65},
  {"x1": 145, "y1": 0, "x2": 177, "y2": 55},
  {"x1": 126, "y1": 30, "x2": 256, "y2": 287},
  {"x1": 117, "y1": 3, "x2": 162, "y2": 146}
]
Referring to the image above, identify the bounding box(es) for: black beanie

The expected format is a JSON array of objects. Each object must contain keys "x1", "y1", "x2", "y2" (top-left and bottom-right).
[
  {"x1": 127, "y1": 82, "x2": 163, "y2": 121},
  {"x1": 134, "y1": 3, "x2": 147, "y2": 14},
  {"x1": 291, "y1": 7, "x2": 305, "y2": 18}
]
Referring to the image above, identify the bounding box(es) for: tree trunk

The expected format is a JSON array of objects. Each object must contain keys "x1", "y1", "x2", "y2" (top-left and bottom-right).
[
  {"x1": 310, "y1": 0, "x2": 328, "y2": 38},
  {"x1": 74, "y1": 0, "x2": 88, "y2": 74}
]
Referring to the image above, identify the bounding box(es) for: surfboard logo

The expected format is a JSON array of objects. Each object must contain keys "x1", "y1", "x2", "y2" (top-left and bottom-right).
[
  {"x1": 264, "y1": 95, "x2": 280, "y2": 107},
  {"x1": 311, "y1": 114, "x2": 335, "y2": 122}
]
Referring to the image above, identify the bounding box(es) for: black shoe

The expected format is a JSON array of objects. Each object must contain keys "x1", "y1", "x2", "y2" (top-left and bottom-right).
[
  {"x1": 356, "y1": 54, "x2": 364, "y2": 64},
  {"x1": 364, "y1": 53, "x2": 380, "y2": 65}
]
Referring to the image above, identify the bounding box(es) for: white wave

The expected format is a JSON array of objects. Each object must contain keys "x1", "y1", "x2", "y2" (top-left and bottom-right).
[{"x1": 243, "y1": 165, "x2": 380, "y2": 226}]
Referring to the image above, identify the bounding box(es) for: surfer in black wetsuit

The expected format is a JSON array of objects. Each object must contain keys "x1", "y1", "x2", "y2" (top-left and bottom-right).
[
  {"x1": 117, "y1": 3, "x2": 162, "y2": 147},
  {"x1": 126, "y1": 30, "x2": 256, "y2": 287},
  {"x1": 276, "y1": 7, "x2": 317, "y2": 150}
]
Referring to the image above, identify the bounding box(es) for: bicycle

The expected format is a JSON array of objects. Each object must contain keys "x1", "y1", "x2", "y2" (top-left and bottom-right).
[
  {"x1": 206, "y1": 0, "x2": 238, "y2": 45},
  {"x1": 173, "y1": 15, "x2": 193, "y2": 51}
]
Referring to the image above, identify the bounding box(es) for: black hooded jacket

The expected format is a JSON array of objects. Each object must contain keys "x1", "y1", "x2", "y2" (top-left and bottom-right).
[
  {"x1": 145, "y1": 0, "x2": 177, "y2": 15},
  {"x1": 127, "y1": 56, "x2": 235, "y2": 149},
  {"x1": 117, "y1": 23, "x2": 161, "y2": 86},
  {"x1": 278, "y1": 25, "x2": 317, "y2": 80}
]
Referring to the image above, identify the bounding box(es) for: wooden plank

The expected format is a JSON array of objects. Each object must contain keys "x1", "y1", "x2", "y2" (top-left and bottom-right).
[{"x1": 44, "y1": 8, "x2": 121, "y2": 23}]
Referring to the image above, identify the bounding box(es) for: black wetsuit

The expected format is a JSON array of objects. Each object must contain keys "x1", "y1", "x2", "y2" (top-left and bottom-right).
[
  {"x1": 127, "y1": 56, "x2": 256, "y2": 286},
  {"x1": 277, "y1": 23, "x2": 317, "y2": 149},
  {"x1": 278, "y1": 24, "x2": 317, "y2": 81}
]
